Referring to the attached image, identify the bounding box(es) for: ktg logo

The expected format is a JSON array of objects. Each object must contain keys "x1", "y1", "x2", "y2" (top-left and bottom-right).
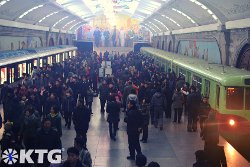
[{"x1": 1, "y1": 149, "x2": 62, "y2": 165}]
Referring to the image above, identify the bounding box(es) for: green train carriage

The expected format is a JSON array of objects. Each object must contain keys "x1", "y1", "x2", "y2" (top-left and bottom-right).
[{"x1": 141, "y1": 47, "x2": 250, "y2": 135}]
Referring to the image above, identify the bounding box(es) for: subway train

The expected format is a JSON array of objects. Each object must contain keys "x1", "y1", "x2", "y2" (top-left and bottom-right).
[
  {"x1": 141, "y1": 47, "x2": 250, "y2": 140},
  {"x1": 0, "y1": 45, "x2": 77, "y2": 85}
]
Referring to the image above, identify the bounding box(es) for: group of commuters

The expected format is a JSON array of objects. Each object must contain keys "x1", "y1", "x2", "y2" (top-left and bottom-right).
[{"x1": 0, "y1": 49, "x2": 226, "y2": 167}]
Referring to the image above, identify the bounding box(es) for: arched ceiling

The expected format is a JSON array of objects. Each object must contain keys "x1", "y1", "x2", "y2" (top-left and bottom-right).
[{"x1": 0, "y1": 0, "x2": 249, "y2": 34}]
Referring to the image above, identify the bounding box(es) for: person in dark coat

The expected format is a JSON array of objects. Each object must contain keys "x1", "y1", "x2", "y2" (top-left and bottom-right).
[
  {"x1": 45, "y1": 93, "x2": 60, "y2": 117},
  {"x1": 140, "y1": 100, "x2": 150, "y2": 143},
  {"x1": 187, "y1": 86, "x2": 201, "y2": 132},
  {"x1": 28, "y1": 93, "x2": 42, "y2": 115},
  {"x1": 73, "y1": 99, "x2": 91, "y2": 145},
  {"x1": 199, "y1": 97, "x2": 211, "y2": 131},
  {"x1": 36, "y1": 118, "x2": 61, "y2": 167},
  {"x1": 150, "y1": 88, "x2": 166, "y2": 130},
  {"x1": 18, "y1": 107, "x2": 40, "y2": 149},
  {"x1": 172, "y1": 88, "x2": 184, "y2": 123},
  {"x1": 126, "y1": 100, "x2": 143, "y2": 160},
  {"x1": 193, "y1": 150, "x2": 209, "y2": 167},
  {"x1": 99, "y1": 80, "x2": 109, "y2": 113},
  {"x1": 123, "y1": 81, "x2": 133, "y2": 108},
  {"x1": 86, "y1": 87, "x2": 94, "y2": 114},
  {"x1": 138, "y1": 82, "x2": 146, "y2": 104},
  {"x1": 47, "y1": 106, "x2": 62, "y2": 137},
  {"x1": 61, "y1": 147, "x2": 83, "y2": 167},
  {"x1": 1, "y1": 81, "x2": 9, "y2": 123},
  {"x1": 204, "y1": 145, "x2": 227, "y2": 167},
  {"x1": 62, "y1": 91, "x2": 75, "y2": 129},
  {"x1": 106, "y1": 96, "x2": 121, "y2": 141}
]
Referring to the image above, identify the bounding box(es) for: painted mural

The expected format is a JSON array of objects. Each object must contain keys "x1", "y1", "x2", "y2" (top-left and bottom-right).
[{"x1": 177, "y1": 40, "x2": 222, "y2": 64}]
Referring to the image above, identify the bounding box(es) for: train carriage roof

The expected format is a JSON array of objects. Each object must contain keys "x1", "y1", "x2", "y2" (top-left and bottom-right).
[{"x1": 141, "y1": 47, "x2": 250, "y2": 87}]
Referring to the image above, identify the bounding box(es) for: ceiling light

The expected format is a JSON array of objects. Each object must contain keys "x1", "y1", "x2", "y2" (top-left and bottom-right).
[
  {"x1": 148, "y1": 21, "x2": 161, "y2": 32},
  {"x1": 172, "y1": 8, "x2": 197, "y2": 25},
  {"x1": 63, "y1": 20, "x2": 76, "y2": 29},
  {"x1": 0, "y1": 0, "x2": 10, "y2": 7},
  {"x1": 153, "y1": 19, "x2": 169, "y2": 31},
  {"x1": 19, "y1": 4, "x2": 44, "y2": 19},
  {"x1": 161, "y1": 15, "x2": 181, "y2": 27},
  {"x1": 38, "y1": 11, "x2": 59, "y2": 23},
  {"x1": 52, "y1": 16, "x2": 69, "y2": 28},
  {"x1": 69, "y1": 21, "x2": 82, "y2": 31}
]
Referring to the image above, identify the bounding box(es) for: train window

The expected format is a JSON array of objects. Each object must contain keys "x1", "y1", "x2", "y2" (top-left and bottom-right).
[
  {"x1": 179, "y1": 68, "x2": 186, "y2": 78},
  {"x1": 245, "y1": 79, "x2": 250, "y2": 85},
  {"x1": 204, "y1": 80, "x2": 210, "y2": 97},
  {"x1": 39, "y1": 59, "x2": 43, "y2": 67},
  {"x1": 226, "y1": 87, "x2": 244, "y2": 110},
  {"x1": 216, "y1": 85, "x2": 220, "y2": 108},
  {"x1": 34, "y1": 60, "x2": 37, "y2": 67},
  {"x1": 192, "y1": 75, "x2": 202, "y2": 91},
  {"x1": 1, "y1": 68, "x2": 7, "y2": 84},
  {"x1": 22, "y1": 63, "x2": 26, "y2": 74},
  {"x1": 246, "y1": 88, "x2": 250, "y2": 110},
  {"x1": 18, "y1": 64, "x2": 23, "y2": 77}
]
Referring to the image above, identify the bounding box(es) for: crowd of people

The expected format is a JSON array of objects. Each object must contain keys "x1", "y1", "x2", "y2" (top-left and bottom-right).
[{"x1": 0, "y1": 50, "x2": 227, "y2": 167}]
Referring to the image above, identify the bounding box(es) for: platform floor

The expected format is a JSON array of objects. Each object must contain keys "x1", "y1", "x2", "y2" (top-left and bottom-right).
[{"x1": 0, "y1": 97, "x2": 249, "y2": 167}]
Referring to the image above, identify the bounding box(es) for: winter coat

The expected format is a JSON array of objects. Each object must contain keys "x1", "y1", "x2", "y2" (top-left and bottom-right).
[
  {"x1": 199, "y1": 102, "x2": 211, "y2": 118},
  {"x1": 79, "y1": 149, "x2": 92, "y2": 167},
  {"x1": 45, "y1": 97, "x2": 60, "y2": 115},
  {"x1": 150, "y1": 92, "x2": 166, "y2": 115},
  {"x1": 126, "y1": 94, "x2": 140, "y2": 110},
  {"x1": 62, "y1": 160, "x2": 83, "y2": 167},
  {"x1": 62, "y1": 96, "x2": 75, "y2": 113},
  {"x1": 19, "y1": 114, "x2": 40, "y2": 140},
  {"x1": 73, "y1": 106, "x2": 91, "y2": 133},
  {"x1": 123, "y1": 85, "x2": 133, "y2": 103},
  {"x1": 36, "y1": 128, "x2": 61, "y2": 150},
  {"x1": 99, "y1": 84, "x2": 109, "y2": 100},
  {"x1": 187, "y1": 91, "x2": 201, "y2": 113},
  {"x1": 205, "y1": 145, "x2": 227, "y2": 167},
  {"x1": 86, "y1": 89, "x2": 94, "y2": 103},
  {"x1": 106, "y1": 101, "x2": 120, "y2": 123},
  {"x1": 172, "y1": 91, "x2": 184, "y2": 109},
  {"x1": 141, "y1": 103, "x2": 150, "y2": 126},
  {"x1": 47, "y1": 113, "x2": 62, "y2": 137},
  {"x1": 138, "y1": 86, "x2": 146, "y2": 103},
  {"x1": 126, "y1": 107, "x2": 143, "y2": 135}
]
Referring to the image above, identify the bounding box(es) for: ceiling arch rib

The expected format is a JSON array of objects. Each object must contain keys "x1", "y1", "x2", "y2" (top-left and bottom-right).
[
  {"x1": 160, "y1": 14, "x2": 182, "y2": 28},
  {"x1": 72, "y1": 23, "x2": 86, "y2": 32},
  {"x1": 52, "y1": 16, "x2": 69, "y2": 28},
  {"x1": 143, "y1": 23, "x2": 157, "y2": 33},
  {"x1": 18, "y1": 4, "x2": 44, "y2": 19},
  {"x1": 171, "y1": 8, "x2": 199, "y2": 26},
  {"x1": 153, "y1": 18, "x2": 169, "y2": 31},
  {"x1": 140, "y1": 25, "x2": 153, "y2": 34},
  {"x1": 68, "y1": 21, "x2": 83, "y2": 32},
  {"x1": 148, "y1": 21, "x2": 161, "y2": 32},
  {"x1": 0, "y1": 0, "x2": 10, "y2": 7},
  {"x1": 62, "y1": 19, "x2": 76, "y2": 29}
]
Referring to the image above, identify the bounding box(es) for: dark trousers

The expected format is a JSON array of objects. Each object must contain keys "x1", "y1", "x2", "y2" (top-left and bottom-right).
[
  {"x1": 76, "y1": 130, "x2": 87, "y2": 145},
  {"x1": 141, "y1": 125, "x2": 148, "y2": 141},
  {"x1": 199, "y1": 116, "x2": 207, "y2": 131},
  {"x1": 165, "y1": 103, "x2": 172, "y2": 118},
  {"x1": 64, "y1": 111, "x2": 72, "y2": 127},
  {"x1": 109, "y1": 121, "x2": 118, "y2": 138},
  {"x1": 150, "y1": 109, "x2": 154, "y2": 125},
  {"x1": 174, "y1": 108, "x2": 183, "y2": 123},
  {"x1": 87, "y1": 102, "x2": 93, "y2": 113},
  {"x1": 187, "y1": 112, "x2": 198, "y2": 131},
  {"x1": 128, "y1": 133, "x2": 142, "y2": 157},
  {"x1": 100, "y1": 99, "x2": 106, "y2": 112}
]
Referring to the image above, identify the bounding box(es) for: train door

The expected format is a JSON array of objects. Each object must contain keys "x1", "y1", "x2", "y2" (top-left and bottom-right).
[
  {"x1": 69, "y1": 51, "x2": 72, "y2": 58},
  {"x1": 39, "y1": 58, "x2": 43, "y2": 68},
  {"x1": 63, "y1": 53, "x2": 65, "y2": 61},
  {"x1": 27, "y1": 60, "x2": 33, "y2": 75},
  {"x1": 52, "y1": 55, "x2": 56, "y2": 64},
  {"x1": 43, "y1": 57, "x2": 47, "y2": 66},
  {"x1": 34, "y1": 59, "x2": 38, "y2": 67},
  {"x1": 8, "y1": 66, "x2": 15, "y2": 83},
  {"x1": 187, "y1": 71, "x2": 191, "y2": 84},
  {"x1": 1, "y1": 67, "x2": 7, "y2": 84},
  {"x1": 216, "y1": 85, "x2": 220, "y2": 109}
]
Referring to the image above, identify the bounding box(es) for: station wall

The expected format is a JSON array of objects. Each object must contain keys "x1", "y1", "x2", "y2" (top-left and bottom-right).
[
  {"x1": 0, "y1": 26, "x2": 75, "y2": 51},
  {"x1": 152, "y1": 28, "x2": 250, "y2": 69}
]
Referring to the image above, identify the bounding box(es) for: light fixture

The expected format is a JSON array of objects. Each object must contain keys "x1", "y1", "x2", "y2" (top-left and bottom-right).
[
  {"x1": 153, "y1": 19, "x2": 169, "y2": 31},
  {"x1": 229, "y1": 119, "x2": 235, "y2": 126},
  {"x1": 69, "y1": 21, "x2": 82, "y2": 31},
  {"x1": 161, "y1": 14, "x2": 181, "y2": 27},
  {"x1": 52, "y1": 16, "x2": 69, "y2": 28},
  {"x1": 38, "y1": 11, "x2": 59, "y2": 23},
  {"x1": 0, "y1": 0, "x2": 10, "y2": 7},
  {"x1": 172, "y1": 8, "x2": 197, "y2": 25},
  {"x1": 63, "y1": 20, "x2": 76, "y2": 29},
  {"x1": 141, "y1": 23, "x2": 156, "y2": 33},
  {"x1": 19, "y1": 4, "x2": 44, "y2": 19},
  {"x1": 189, "y1": 0, "x2": 219, "y2": 21}
]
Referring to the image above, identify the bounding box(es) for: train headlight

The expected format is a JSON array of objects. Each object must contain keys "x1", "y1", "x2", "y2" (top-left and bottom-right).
[{"x1": 229, "y1": 119, "x2": 235, "y2": 126}]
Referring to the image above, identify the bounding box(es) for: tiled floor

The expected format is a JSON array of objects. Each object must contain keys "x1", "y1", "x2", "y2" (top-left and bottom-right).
[{"x1": 0, "y1": 97, "x2": 249, "y2": 167}]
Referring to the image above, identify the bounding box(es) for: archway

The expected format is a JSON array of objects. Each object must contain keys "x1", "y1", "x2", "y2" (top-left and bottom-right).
[
  {"x1": 162, "y1": 40, "x2": 165, "y2": 50},
  {"x1": 49, "y1": 38, "x2": 54, "y2": 46},
  {"x1": 59, "y1": 37, "x2": 63, "y2": 45},
  {"x1": 237, "y1": 44, "x2": 250, "y2": 71},
  {"x1": 168, "y1": 41, "x2": 172, "y2": 52},
  {"x1": 66, "y1": 38, "x2": 69, "y2": 45}
]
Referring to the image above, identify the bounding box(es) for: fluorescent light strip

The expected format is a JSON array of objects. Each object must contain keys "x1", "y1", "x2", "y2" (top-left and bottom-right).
[
  {"x1": 52, "y1": 16, "x2": 69, "y2": 28},
  {"x1": 148, "y1": 21, "x2": 161, "y2": 32},
  {"x1": 189, "y1": 0, "x2": 218, "y2": 21},
  {"x1": 38, "y1": 11, "x2": 59, "y2": 23},
  {"x1": 69, "y1": 21, "x2": 82, "y2": 31},
  {"x1": 142, "y1": 24, "x2": 156, "y2": 33},
  {"x1": 74, "y1": 24, "x2": 85, "y2": 32},
  {"x1": 144, "y1": 23, "x2": 157, "y2": 33},
  {"x1": 19, "y1": 4, "x2": 44, "y2": 19},
  {"x1": 172, "y1": 8, "x2": 197, "y2": 25},
  {"x1": 0, "y1": 0, "x2": 10, "y2": 7},
  {"x1": 153, "y1": 19, "x2": 169, "y2": 31},
  {"x1": 63, "y1": 20, "x2": 76, "y2": 29},
  {"x1": 140, "y1": 25, "x2": 153, "y2": 34},
  {"x1": 161, "y1": 14, "x2": 181, "y2": 27}
]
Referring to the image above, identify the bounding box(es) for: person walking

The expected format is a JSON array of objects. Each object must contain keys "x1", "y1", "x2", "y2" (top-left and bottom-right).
[
  {"x1": 62, "y1": 91, "x2": 75, "y2": 129},
  {"x1": 106, "y1": 96, "x2": 121, "y2": 141},
  {"x1": 172, "y1": 87, "x2": 184, "y2": 123},
  {"x1": 126, "y1": 100, "x2": 143, "y2": 160}
]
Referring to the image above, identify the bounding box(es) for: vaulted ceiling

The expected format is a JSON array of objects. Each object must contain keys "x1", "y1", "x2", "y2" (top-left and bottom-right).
[{"x1": 0, "y1": 0, "x2": 249, "y2": 34}]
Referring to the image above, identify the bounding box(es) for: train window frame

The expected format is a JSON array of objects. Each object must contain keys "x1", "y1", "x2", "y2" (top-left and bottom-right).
[
  {"x1": 204, "y1": 79, "x2": 210, "y2": 97},
  {"x1": 245, "y1": 88, "x2": 250, "y2": 110},
  {"x1": 192, "y1": 75, "x2": 202, "y2": 92},
  {"x1": 179, "y1": 68, "x2": 186, "y2": 78},
  {"x1": 1, "y1": 67, "x2": 7, "y2": 84},
  {"x1": 226, "y1": 87, "x2": 244, "y2": 110}
]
